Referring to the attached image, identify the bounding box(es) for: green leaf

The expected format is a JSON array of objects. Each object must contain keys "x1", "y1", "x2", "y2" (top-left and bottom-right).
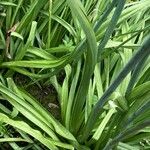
[
  {"x1": 67, "y1": 0, "x2": 97, "y2": 133},
  {"x1": 82, "y1": 35, "x2": 150, "y2": 141},
  {"x1": 98, "y1": 0, "x2": 126, "y2": 59},
  {"x1": 0, "y1": 138, "x2": 32, "y2": 143},
  {"x1": 11, "y1": 32, "x2": 23, "y2": 40},
  {"x1": 0, "y1": 2, "x2": 17, "y2": 7},
  {"x1": 1, "y1": 59, "x2": 66, "y2": 68},
  {"x1": 0, "y1": 113, "x2": 58, "y2": 149}
]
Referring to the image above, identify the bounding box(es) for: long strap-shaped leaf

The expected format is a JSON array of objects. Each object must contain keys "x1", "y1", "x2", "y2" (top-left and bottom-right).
[
  {"x1": 67, "y1": 0, "x2": 97, "y2": 133},
  {"x1": 103, "y1": 120, "x2": 150, "y2": 150},
  {"x1": 125, "y1": 55, "x2": 149, "y2": 95},
  {"x1": 121, "y1": 97, "x2": 150, "y2": 129},
  {"x1": 29, "y1": 0, "x2": 119, "y2": 81},
  {"x1": 6, "y1": 0, "x2": 120, "y2": 81},
  {"x1": 94, "y1": 0, "x2": 119, "y2": 32},
  {"x1": 58, "y1": 0, "x2": 121, "y2": 69},
  {"x1": 97, "y1": 0, "x2": 126, "y2": 60},
  {"x1": 81, "y1": 35, "x2": 150, "y2": 141},
  {"x1": 0, "y1": 113, "x2": 74, "y2": 150},
  {"x1": 1, "y1": 59, "x2": 66, "y2": 68},
  {"x1": 65, "y1": 61, "x2": 81, "y2": 129},
  {"x1": 0, "y1": 83, "x2": 59, "y2": 140},
  {"x1": 16, "y1": 0, "x2": 47, "y2": 33},
  {"x1": 0, "y1": 79, "x2": 88, "y2": 149}
]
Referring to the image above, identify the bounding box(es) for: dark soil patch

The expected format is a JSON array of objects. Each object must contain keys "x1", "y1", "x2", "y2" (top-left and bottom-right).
[{"x1": 14, "y1": 73, "x2": 61, "y2": 120}]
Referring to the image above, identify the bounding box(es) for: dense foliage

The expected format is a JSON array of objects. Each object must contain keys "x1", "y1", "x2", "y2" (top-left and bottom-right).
[{"x1": 0, "y1": 0, "x2": 150, "y2": 149}]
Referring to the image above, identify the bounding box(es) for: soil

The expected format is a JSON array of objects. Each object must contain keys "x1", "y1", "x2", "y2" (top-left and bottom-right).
[{"x1": 14, "y1": 73, "x2": 61, "y2": 120}]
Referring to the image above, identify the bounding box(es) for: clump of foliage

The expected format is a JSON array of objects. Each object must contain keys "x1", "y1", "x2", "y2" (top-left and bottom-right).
[{"x1": 0, "y1": 0, "x2": 150, "y2": 149}]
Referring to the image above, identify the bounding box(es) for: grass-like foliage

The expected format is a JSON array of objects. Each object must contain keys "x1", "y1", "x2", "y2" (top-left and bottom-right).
[{"x1": 0, "y1": 0, "x2": 150, "y2": 149}]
